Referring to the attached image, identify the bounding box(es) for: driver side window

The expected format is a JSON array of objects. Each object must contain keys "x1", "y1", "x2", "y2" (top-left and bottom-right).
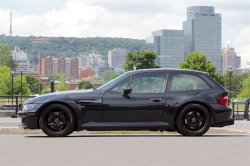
[
  {"x1": 130, "y1": 73, "x2": 168, "y2": 93},
  {"x1": 111, "y1": 77, "x2": 131, "y2": 93}
]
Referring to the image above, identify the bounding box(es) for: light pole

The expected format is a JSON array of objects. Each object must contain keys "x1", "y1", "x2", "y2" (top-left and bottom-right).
[
  {"x1": 21, "y1": 67, "x2": 23, "y2": 103},
  {"x1": 229, "y1": 67, "x2": 232, "y2": 99},
  {"x1": 133, "y1": 64, "x2": 137, "y2": 70},
  {"x1": 11, "y1": 69, "x2": 14, "y2": 107}
]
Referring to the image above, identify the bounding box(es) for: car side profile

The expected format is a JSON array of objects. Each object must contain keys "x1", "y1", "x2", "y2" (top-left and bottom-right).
[{"x1": 18, "y1": 69, "x2": 234, "y2": 136}]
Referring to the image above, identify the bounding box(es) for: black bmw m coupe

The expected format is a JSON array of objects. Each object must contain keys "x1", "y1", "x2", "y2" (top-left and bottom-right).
[{"x1": 18, "y1": 69, "x2": 234, "y2": 136}]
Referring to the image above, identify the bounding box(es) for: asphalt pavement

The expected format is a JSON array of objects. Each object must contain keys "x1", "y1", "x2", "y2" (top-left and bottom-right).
[{"x1": 0, "y1": 134, "x2": 250, "y2": 166}]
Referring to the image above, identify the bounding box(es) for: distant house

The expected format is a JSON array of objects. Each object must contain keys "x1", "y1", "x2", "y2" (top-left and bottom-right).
[{"x1": 32, "y1": 38, "x2": 49, "y2": 43}]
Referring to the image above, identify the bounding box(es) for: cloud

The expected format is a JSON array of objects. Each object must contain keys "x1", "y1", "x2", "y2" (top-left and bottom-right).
[
  {"x1": 0, "y1": 0, "x2": 249, "y2": 68},
  {"x1": 232, "y1": 26, "x2": 250, "y2": 68}
]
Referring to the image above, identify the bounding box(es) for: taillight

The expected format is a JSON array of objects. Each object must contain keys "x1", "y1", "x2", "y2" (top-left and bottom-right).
[{"x1": 220, "y1": 96, "x2": 228, "y2": 105}]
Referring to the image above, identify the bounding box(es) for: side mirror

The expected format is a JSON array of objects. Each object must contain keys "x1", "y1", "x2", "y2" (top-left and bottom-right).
[{"x1": 123, "y1": 87, "x2": 132, "y2": 94}]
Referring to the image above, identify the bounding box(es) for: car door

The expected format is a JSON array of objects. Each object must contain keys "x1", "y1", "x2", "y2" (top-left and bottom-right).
[{"x1": 102, "y1": 72, "x2": 168, "y2": 122}]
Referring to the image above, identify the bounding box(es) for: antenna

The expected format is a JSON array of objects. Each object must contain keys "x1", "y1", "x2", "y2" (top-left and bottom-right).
[{"x1": 9, "y1": 8, "x2": 13, "y2": 36}]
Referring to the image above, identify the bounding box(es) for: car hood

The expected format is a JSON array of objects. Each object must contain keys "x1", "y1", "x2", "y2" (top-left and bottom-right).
[{"x1": 24, "y1": 89, "x2": 103, "y2": 104}]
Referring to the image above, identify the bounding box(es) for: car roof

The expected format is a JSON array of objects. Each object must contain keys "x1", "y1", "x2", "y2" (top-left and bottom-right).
[{"x1": 126, "y1": 68, "x2": 208, "y2": 75}]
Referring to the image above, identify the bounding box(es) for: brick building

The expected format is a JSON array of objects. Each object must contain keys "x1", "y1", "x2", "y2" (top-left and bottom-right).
[
  {"x1": 41, "y1": 57, "x2": 53, "y2": 75},
  {"x1": 80, "y1": 68, "x2": 95, "y2": 79},
  {"x1": 39, "y1": 55, "x2": 47, "y2": 75},
  {"x1": 32, "y1": 38, "x2": 49, "y2": 43},
  {"x1": 70, "y1": 58, "x2": 79, "y2": 79}
]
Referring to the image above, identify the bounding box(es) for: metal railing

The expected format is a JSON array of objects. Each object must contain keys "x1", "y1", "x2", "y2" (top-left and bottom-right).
[
  {"x1": 231, "y1": 98, "x2": 250, "y2": 120},
  {"x1": 0, "y1": 95, "x2": 36, "y2": 118}
]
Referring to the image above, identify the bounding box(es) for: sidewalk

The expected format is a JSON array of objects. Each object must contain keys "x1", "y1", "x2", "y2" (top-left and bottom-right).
[{"x1": 0, "y1": 118, "x2": 249, "y2": 134}]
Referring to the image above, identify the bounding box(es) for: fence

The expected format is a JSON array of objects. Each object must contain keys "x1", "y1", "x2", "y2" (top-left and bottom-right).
[
  {"x1": 0, "y1": 95, "x2": 36, "y2": 118},
  {"x1": 231, "y1": 98, "x2": 250, "y2": 120}
]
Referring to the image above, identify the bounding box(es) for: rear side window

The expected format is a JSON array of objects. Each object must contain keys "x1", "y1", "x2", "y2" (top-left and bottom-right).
[{"x1": 170, "y1": 74, "x2": 211, "y2": 91}]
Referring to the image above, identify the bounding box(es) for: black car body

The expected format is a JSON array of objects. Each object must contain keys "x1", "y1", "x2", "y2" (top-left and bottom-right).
[{"x1": 18, "y1": 69, "x2": 234, "y2": 136}]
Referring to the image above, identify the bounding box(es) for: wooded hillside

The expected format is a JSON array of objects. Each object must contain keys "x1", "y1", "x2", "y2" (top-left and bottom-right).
[{"x1": 0, "y1": 35, "x2": 154, "y2": 64}]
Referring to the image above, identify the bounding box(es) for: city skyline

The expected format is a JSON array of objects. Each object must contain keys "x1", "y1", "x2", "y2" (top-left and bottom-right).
[{"x1": 0, "y1": 0, "x2": 249, "y2": 68}]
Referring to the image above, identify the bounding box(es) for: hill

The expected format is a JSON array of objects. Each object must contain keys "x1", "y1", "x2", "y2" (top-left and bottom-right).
[{"x1": 0, "y1": 35, "x2": 154, "y2": 64}]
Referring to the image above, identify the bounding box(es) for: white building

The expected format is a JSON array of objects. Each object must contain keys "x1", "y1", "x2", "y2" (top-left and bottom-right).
[
  {"x1": 108, "y1": 48, "x2": 127, "y2": 67},
  {"x1": 12, "y1": 46, "x2": 29, "y2": 73}
]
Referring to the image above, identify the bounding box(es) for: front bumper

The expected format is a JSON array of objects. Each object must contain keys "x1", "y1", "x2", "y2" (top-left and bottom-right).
[{"x1": 18, "y1": 111, "x2": 40, "y2": 129}]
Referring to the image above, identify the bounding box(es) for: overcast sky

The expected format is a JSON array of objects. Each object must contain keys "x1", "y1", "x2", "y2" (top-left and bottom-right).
[{"x1": 0, "y1": 0, "x2": 249, "y2": 68}]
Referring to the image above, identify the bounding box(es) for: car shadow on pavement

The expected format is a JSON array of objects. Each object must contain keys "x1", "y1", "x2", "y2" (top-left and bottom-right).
[{"x1": 25, "y1": 134, "x2": 250, "y2": 138}]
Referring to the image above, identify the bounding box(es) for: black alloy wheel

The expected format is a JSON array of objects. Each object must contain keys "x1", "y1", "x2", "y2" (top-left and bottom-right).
[
  {"x1": 177, "y1": 104, "x2": 211, "y2": 136},
  {"x1": 39, "y1": 104, "x2": 75, "y2": 137}
]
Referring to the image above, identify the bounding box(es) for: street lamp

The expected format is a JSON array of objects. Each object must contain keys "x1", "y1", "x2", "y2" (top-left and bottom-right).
[
  {"x1": 133, "y1": 64, "x2": 136, "y2": 70},
  {"x1": 21, "y1": 67, "x2": 23, "y2": 103},
  {"x1": 11, "y1": 69, "x2": 14, "y2": 108},
  {"x1": 229, "y1": 67, "x2": 232, "y2": 99}
]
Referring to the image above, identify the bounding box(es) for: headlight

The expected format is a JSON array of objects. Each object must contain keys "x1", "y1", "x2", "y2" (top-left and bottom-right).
[{"x1": 22, "y1": 104, "x2": 37, "y2": 111}]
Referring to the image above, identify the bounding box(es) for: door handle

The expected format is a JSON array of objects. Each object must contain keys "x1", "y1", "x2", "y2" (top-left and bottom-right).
[{"x1": 151, "y1": 98, "x2": 162, "y2": 102}]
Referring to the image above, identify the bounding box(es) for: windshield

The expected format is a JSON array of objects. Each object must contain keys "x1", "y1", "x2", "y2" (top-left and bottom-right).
[{"x1": 97, "y1": 72, "x2": 130, "y2": 91}]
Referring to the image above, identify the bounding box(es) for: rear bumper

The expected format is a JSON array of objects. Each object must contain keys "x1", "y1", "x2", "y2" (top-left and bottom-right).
[
  {"x1": 209, "y1": 104, "x2": 234, "y2": 127},
  {"x1": 211, "y1": 118, "x2": 234, "y2": 127}
]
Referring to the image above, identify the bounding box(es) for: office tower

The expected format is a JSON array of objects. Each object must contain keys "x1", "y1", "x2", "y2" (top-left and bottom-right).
[
  {"x1": 12, "y1": 47, "x2": 30, "y2": 73},
  {"x1": 71, "y1": 58, "x2": 79, "y2": 79},
  {"x1": 183, "y1": 6, "x2": 222, "y2": 72},
  {"x1": 153, "y1": 30, "x2": 185, "y2": 68},
  {"x1": 222, "y1": 46, "x2": 241, "y2": 74},
  {"x1": 78, "y1": 54, "x2": 91, "y2": 69},
  {"x1": 108, "y1": 48, "x2": 127, "y2": 67}
]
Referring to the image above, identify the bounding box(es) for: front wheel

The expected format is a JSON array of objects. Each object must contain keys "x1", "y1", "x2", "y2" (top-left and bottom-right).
[
  {"x1": 39, "y1": 104, "x2": 75, "y2": 137},
  {"x1": 176, "y1": 104, "x2": 211, "y2": 136}
]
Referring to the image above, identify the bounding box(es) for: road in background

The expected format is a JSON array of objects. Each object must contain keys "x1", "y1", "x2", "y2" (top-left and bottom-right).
[{"x1": 0, "y1": 134, "x2": 250, "y2": 166}]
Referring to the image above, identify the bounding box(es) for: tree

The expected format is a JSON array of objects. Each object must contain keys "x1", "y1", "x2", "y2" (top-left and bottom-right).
[
  {"x1": 0, "y1": 44, "x2": 18, "y2": 71},
  {"x1": 237, "y1": 74, "x2": 250, "y2": 98},
  {"x1": 56, "y1": 75, "x2": 69, "y2": 91},
  {"x1": 0, "y1": 66, "x2": 12, "y2": 95},
  {"x1": 13, "y1": 75, "x2": 31, "y2": 95},
  {"x1": 24, "y1": 74, "x2": 43, "y2": 94},
  {"x1": 0, "y1": 75, "x2": 10, "y2": 95},
  {"x1": 78, "y1": 80, "x2": 94, "y2": 90},
  {"x1": 48, "y1": 73, "x2": 65, "y2": 81},
  {"x1": 112, "y1": 72, "x2": 124, "y2": 79},
  {"x1": 179, "y1": 52, "x2": 224, "y2": 86},
  {"x1": 102, "y1": 70, "x2": 114, "y2": 83},
  {"x1": 124, "y1": 49, "x2": 160, "y2": 71}
]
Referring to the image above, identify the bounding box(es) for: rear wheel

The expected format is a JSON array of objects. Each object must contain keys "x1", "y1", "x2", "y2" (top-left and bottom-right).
[
  {"x1": 177, "y1": 104, "x2": 211, "y2": 136},
  {"x1": 39, "y1": 104, "x2": 75, "y2": 137}
]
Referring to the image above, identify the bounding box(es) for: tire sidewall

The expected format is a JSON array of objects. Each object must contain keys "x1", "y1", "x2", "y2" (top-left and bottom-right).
[
  {"x1": 177, "y1": 104, "x2": 211, "y2": 136},
  {"x1": 39, "y1": 104, "x2": 75, "y2": 137}
]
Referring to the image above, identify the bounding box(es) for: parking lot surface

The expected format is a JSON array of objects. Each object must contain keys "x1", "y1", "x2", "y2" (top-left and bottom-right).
[{"x1": 0, "y1": 134, "x2": 250, "y2": 166}]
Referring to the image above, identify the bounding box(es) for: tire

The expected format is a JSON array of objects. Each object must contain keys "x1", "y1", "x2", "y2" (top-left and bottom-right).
[
  {"x1": 176, "y1": 103, "x2": 211, "y2": 136},
  {"x1": 39, "y1": 104, "x2": 75, "y2": 137},
  {"x1": 176, "y1": 130, "x2": 183, "y2": 135}
]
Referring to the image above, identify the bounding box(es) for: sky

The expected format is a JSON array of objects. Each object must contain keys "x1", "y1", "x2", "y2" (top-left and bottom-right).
[{"x1": 0, "y1": 0, "x2": 249, "y2": 68}]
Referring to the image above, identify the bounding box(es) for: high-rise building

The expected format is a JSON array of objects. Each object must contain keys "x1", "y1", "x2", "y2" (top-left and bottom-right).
[
  {"x1": 153, "y1": 30, "x2": 185, "y2": 68},
  {"x1": 222, "y1": 46, "x2": 241, "y2": 75},
  {"x1": 65, "y1": 58, "x2": 71, "y2": 77},
  {"x1": 108, "y1": 48, "x2": 127, "y2": 67},
  {"x1": 12, "y1": 47, "x2": 30, "y2": 73},
  {"x1": 39, "y1": 55, "x2": 47, "y2": 75},
  {"x1": 78, "y1": 54, "x2": 91, "y2": 69},
  {"x1": 41, "y1": 57, "x2": 53, "y2": 75},
  {"x1": 183, "y1": 6, "x2": 222, "y2": 73},
  {"x1": 52, "y1": 58, "x2": 58, "y2": 74},
  {"x1": 71, "y1": 58, "x2": 79, "y2": 79}
]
